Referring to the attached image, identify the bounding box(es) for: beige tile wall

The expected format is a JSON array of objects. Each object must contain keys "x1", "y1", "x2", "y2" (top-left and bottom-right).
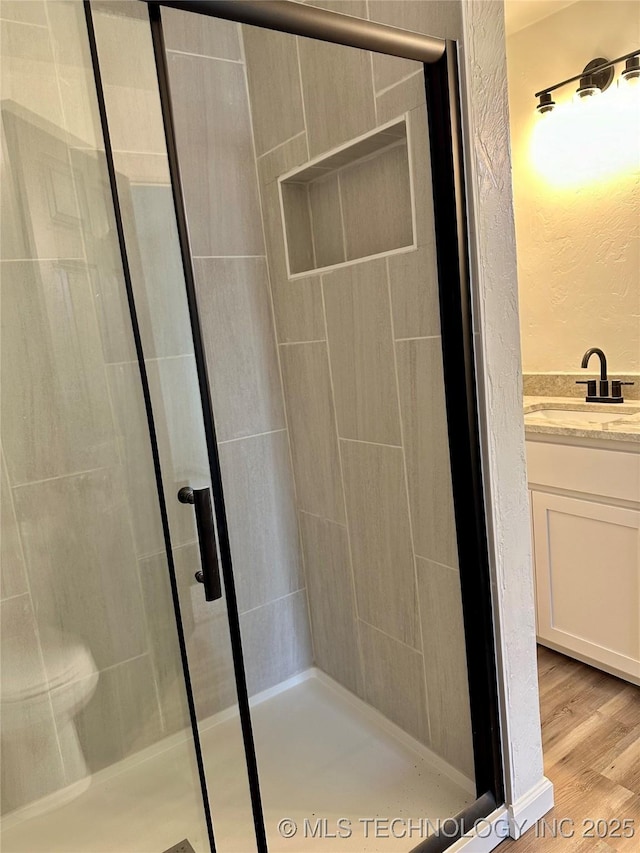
[
  {"x1": 162, "y1": 7, "x2": 313, "y2": 702},
  {"x1": 243, "y1": 0, "x2": 475, "y2": 780}
]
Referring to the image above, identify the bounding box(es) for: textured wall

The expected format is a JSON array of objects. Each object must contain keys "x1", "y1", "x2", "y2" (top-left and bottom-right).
[
  {"x1": 507, "y1": 0, "x2": 640, "y2": 374},
  {"x1": 461, "y1": 0, "x2": 547, "y2": 807},
  {"x1": 242, "y1": 0, "x2": 476, "y2": 780}
]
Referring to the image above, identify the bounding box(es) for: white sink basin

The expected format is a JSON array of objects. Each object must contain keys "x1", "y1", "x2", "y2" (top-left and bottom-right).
[{"x1": 525, "y1": 409, "x2": 624, "y2": 425}]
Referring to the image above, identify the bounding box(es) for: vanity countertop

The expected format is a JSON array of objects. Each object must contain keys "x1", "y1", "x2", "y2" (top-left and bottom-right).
[{"x1": 523, "y1": 396, "x2": 640, "y2": 444}]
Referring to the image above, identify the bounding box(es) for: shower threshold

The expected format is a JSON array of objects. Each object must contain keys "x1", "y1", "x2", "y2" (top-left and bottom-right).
[{"x1": 1, "y1": 670, "x2": 473, "y2": 853}]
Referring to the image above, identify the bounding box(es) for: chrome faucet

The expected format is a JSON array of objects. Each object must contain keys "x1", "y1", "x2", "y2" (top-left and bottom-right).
[{"x1": 578, "y1": 347, "x2": 634, "y2": 403}]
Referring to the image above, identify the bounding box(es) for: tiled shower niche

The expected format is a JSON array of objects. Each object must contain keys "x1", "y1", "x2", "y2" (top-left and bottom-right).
[{"x1": 279, "y1": 116, "x2": 416, "y2": 278}]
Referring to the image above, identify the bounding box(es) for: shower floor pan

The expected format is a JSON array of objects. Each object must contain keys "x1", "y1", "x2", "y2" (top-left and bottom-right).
[{"x1": 1, "y1": 671, "x2": 473, "y2": 853}]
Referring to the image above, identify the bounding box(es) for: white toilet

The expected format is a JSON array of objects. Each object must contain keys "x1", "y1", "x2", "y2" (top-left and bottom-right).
[{"x1": 1, "y1": 627, "x2": 99, "y2": 815}]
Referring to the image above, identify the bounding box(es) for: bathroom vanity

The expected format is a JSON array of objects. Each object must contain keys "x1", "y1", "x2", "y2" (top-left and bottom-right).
[{"x1": 524, "y1": 398, "x2": 640, "y2": 685}]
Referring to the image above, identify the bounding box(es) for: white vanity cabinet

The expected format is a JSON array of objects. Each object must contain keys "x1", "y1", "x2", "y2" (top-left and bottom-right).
[{"x1": 527, "y1": 439, "x2": 640, "y2": 684}]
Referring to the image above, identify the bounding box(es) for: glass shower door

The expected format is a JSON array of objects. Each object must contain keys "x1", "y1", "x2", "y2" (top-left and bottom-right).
[{"x1": 0, "y1": 1, "x2": 258, "y2": 852}]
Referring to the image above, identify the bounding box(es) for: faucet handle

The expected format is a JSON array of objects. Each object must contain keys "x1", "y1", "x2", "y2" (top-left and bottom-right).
[
  {"x1": 576, "y1": 380, "x2": 597, "y2": 398},
  {"x1": 612, "y1": 381, "x2": 634, "y2": 399}
]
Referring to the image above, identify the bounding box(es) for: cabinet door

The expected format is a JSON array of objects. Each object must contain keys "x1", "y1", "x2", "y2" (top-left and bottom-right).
[{"x1": 532, "y1": 491, "x2": 640, "y2": 681}]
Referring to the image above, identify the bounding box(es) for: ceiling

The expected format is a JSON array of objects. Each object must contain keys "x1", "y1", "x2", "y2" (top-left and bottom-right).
[{"x1": 504, "y1": 0, "x2": 581, "y2": 36}]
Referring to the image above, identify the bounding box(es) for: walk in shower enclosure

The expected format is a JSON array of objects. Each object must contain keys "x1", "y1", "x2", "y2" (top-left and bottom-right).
[{"x1": 1, "y1": 1, "x2": 502, "y2": 851}]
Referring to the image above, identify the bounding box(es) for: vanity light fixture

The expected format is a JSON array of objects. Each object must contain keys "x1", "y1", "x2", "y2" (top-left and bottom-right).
[
  {"x1": 536, "y1": 92, "x2": 555, "y2": 114},
  {"x1": 620, "y1": 55, "x2": 640, "y2": 86},
  {"x1": 534, "y1": 50, "x2": 640, "y2": 112}
]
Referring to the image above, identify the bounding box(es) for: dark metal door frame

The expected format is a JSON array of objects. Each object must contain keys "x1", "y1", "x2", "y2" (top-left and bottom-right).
[{"x1": 88, "y1": 1, "x2": 505, "y2": 850}]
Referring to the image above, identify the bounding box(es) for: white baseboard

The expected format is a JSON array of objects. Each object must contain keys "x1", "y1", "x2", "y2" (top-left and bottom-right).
[
  {"x1": 446, "y1": 806, "x2": 511, "y2": 852},
  {"x1": 434, "y1": 777, "x2": 554, "y2": 851},
  {"x1": 507, "y1": 776, "x2": 555, "y2": 839}
]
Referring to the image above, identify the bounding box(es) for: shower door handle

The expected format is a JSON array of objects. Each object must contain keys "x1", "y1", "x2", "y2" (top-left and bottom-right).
[{"x1": 177, "y1": 486, "x2": 222, "y2": 602}]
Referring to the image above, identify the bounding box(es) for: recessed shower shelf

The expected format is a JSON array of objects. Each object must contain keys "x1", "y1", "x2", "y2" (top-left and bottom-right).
[{"x1": 278, "y1": 115, "x2": 416, "y2": 279}]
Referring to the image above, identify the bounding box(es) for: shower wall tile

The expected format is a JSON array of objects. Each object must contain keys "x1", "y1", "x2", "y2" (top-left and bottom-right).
[
  {"x1": 417, "y1": 557, "x2": 474, "y2": 777},
  {"x1": 139, "y1": 547, "x2": 190, "y2": 736},
  {"x1": 301, "y1": 1, "x2": 367, "y2": 14},
  {"x1": 1, "y1": 109, "x2": 84, "y2": 261},
  {"x1": 70, "y1": 150, "x2": 137, "y2": 366},
  {"x1": 396, "y1": 338, "x2": 458, "y2": 568},
  {"x1": 1, "y1": 260, "x2": 118, "y2": 486},
  {"x1": 279, "y1": 342, "x2": 345, "y2": 523},
  {"x1": 257, "y1": 132, "x2": 308, "y2": 188},
  {"x1": 340, "y1": 440, "x2": 419, "y2": 648},
  {"x1": 218, "y1": 431, "x2": 304, "y2": 614},
  {"x1": 162, "y1": 7, "x2": 241, "y2": 59},
  {"x1": 139, "y1": 545, "x2": 237, "y2": 733},
  {"x1": 358, "y1": 619, "x2": 428, "y2": 744},
  {"x1": 184, "y1": 598, "x2": 238, "y2": 722},
  {"x1": 240, "y1": 590, "x2": 313, "y2": 696},
  {"x1": 323, "y1": 259, "x2": 401, "y2": 446},
  {"x1": 242, "y1": 26, "x2": 305, "y2": 156},
  {"x1": 126, "y1": 183, "x2": 195, "y2": 360},
  {"x1": 260, "y1": 179, "x2": 326, "y2": 343},
  {"x1": 194, "y1": 257, "x2": 285, "y2": 442},
  {"x1": 340, "y1": 143, "x2": 413, "y2": 262},
  {"x1": 0, "y1": 458, "x2": 27, "y2": 601},
  {"x1": 299, "y1": 512, "x2": 363, "y2": 697},
  {"x1": 297, "y1": 36, "x2": 376, "y2": 158},
  {"x1": 280, "y1": 182, "x2": 315, "y2": 274},
  {"x1": 0, "y1": 18, "x2": 62, "y2": 128},
  {"x1": 93, "y1": 8, "x2": 166, "y2": 155},
  {"x1": 375, "y1": 69, "x2": 425, "y2": 120},
  {"x1": 106, "y1": 361, "x2": 167, "y2": 559},
  {"x1": 112, "y1": 151, "x2": 170, "y2": 186},
  {"x1": 167, "y1": 52, "x2": 264, "y2": 256},
  {"x1": 46, "y1": 0, "x2": 102, "y2": 148},
  {"x1": 0, "y1": 1, "x2": 47, "y2": 26},
  {"x1": 146, "y1": 355, "x2": 209, "y2": 543},
  {"x1": 368, "y1": 1, "x2": 462, "y2": 93},
  {"x1": 13, "y1": 467, "x2": 148, "y2": 672},
  {"x1": 308, "y1": 174, "x2": 345, "y2": 269},
  {"x1": 0, "y1": 594, "x2": 67, "y2": 814},
  {"x1": 388, "y1": 246, "x2": 440, "y2": 341},
  {"x1": 406, "y1": 107, "x2": 434, "y2": 250},
  {"x1": 74, "y1": 653, "x2": 163, "y2": 773}
]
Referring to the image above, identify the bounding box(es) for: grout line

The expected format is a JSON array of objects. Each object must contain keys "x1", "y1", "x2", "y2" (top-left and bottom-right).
[
  {"x1": 257, "y1": 131, "x2": 307, "y2": 161},
  {"x1": 319, "y1": 275, "x2": 368, "y2": 699},
  {"x1": 0, "y1": 257, "x2": 86, "y2": 264},
  {"x1": 0, "y1": 16, "x2": 48, "y2": 29},
  {"x1": 10, "y1": 464, "x2": 114, "y2": 491},
  {"x1": 306, "y1": 179, "x2": 318, "y2": 269},
  {"x1": 239, "y1": 32, "x2": 317, "y2": 666},
  {"x1": 338, "y1": 436, "x2": 403, "y2": 450},
  {"x1": 278, "y1": 339, "x2": 326, "y2": 346},
  {"x1": 165, "y1": 48, "x2": 244, "y2": 65},
  {"x1": 107, "y1": 353, "x2": 194, "y2": 368},
  {"x1": 191, "y1": 254, "x2": 266, "y2": 260},
  {"x1": 298, "y1": 508, "x2": 348, "y2": 530},
  {"x1": 357, "y1": 615, "x2": 424, "y2": 656},
  {"x1": 385, "y1": 255, "x2": 433, "y2": 746},
  {"x1": 414, "y1": 553, "x2": 460, "y2": 574},
  {"x1": 0, "y1": 591, "x2": 31, "y2": 604},
  {"x1": 295, "y1": 37, "x2": 311, "y2": 162},
  {"x1": 217, "y1": 428, "x2": 287, "y2": 446},
  {"x1": 395, "y1": 335, "x2": 441, "y2": 342},
  {"x1": 238, "y1": 587, "x2": 306, "y2": 618},
  {"x1": 365, "y1": 0, "x2": 378, "y2": 124},
  {"x1": 375, "y1": 69, "x2": 423, "y2": 100},
  {"x1": 336, "y1": 173, "x2": 349, "y2": 263}
]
